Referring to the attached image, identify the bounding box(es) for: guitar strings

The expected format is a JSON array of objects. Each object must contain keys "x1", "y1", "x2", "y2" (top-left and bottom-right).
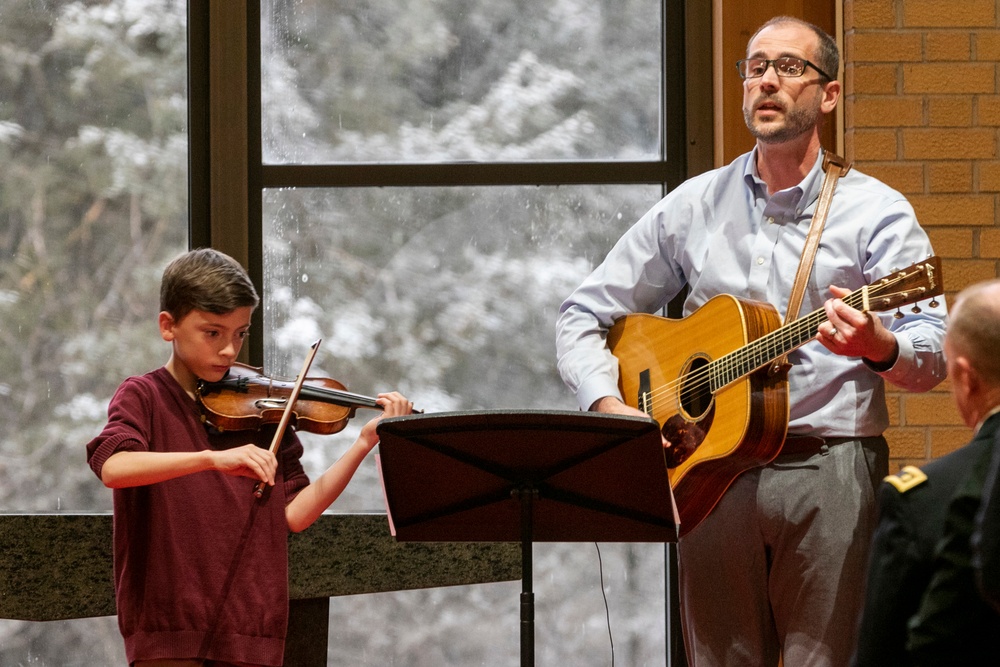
[
  {"x1": 638, "y1": 292, "x2": 858, "y2": 413},
  {"x1": 635, "y1": 272, "x2": 915, "y2": 417}
]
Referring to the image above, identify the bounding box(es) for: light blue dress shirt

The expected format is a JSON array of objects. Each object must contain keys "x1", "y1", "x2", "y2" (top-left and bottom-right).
[{"x1": 556, "y1": 149, "x2": 947, "y2": 438}]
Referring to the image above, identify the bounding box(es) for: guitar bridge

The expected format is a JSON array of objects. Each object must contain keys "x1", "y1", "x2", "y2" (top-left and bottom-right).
[{"x1": 638, "y1": 369, "x2": 652, "y2": 416}]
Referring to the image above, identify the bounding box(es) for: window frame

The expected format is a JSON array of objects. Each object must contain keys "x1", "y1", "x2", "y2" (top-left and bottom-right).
[
  {"x1": 186, "y1": 3, "x2": 705, "y2": 663},
  {"x1": 188, "y1": 0, "x2": 703, "y2": 365}
]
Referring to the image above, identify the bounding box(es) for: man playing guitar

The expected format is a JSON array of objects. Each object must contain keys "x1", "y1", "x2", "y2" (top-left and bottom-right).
[{"x1": 555, "y1": 16, "x2": 947, "y2": 667}]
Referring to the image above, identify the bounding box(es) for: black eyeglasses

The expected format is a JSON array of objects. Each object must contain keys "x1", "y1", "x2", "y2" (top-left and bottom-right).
[{"x1": 736, "y1": 57, "x2": 835, "y2": 82}]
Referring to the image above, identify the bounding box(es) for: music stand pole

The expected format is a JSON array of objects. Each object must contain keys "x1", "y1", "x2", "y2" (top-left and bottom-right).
[{"x1": 516, "y1": 487, "x2": 537, "y2": 666}]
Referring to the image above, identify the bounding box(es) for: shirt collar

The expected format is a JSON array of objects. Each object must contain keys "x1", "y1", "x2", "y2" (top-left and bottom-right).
[{"x1": 742, "y1": 147, "x2": 827, "y2": 213}]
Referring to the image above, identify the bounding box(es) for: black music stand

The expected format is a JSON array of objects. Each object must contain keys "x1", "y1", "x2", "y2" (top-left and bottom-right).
[{"x1": 376, "y1": 410, "x2": 678, "y2": 667}]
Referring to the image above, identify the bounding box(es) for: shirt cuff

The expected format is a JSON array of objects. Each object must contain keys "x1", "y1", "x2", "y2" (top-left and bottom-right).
[
  {"x1": 865, "y1": 333, "x2": 911, "y2": 380},
  {"x1": 575, "y1": 373, "x2": 624, "y2": 413},
  {"x1": 863, "y1": 336, "x2": 900, "y2": 373}
]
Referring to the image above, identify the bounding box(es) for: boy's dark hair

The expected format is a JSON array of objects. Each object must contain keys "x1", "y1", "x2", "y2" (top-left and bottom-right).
[{"x1": 160, "y1": 248, "x2": 259, "y2": 321}]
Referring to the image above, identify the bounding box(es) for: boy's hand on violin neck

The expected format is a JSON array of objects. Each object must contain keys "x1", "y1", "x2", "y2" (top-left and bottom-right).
[
  {"x1": 359, "y1": 392, "x2": 414, "y2": 451},
  {"x1": 212, "y1": 443, "x2": 277, "y2": 486},
  {"x1": 378, "y1": 391, "x2": 414, "y2": 417}
]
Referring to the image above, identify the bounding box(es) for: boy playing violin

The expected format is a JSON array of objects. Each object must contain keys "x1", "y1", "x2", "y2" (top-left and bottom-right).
[{"x1": 86, "y1": 248, "x2": 413, "y2": 667}]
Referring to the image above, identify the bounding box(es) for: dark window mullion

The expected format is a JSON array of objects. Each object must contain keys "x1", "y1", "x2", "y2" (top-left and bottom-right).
[
  {"x1": 663, "y1": 0, "x2": 687, "y2": 192},
  {"x1": 262, "y1": 161, "x2": 675, "y2": 189},
  {"x1": 247, "y1": 0, "x2": 265, "y2": 364},
  {"x1": 187, "y1": 0, "x2": 211, "y2": 249}
]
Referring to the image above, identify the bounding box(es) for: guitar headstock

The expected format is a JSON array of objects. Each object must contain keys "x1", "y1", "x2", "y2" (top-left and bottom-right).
[{"x1": 863, "y1": 256, "x2": 944, "y2": 313}]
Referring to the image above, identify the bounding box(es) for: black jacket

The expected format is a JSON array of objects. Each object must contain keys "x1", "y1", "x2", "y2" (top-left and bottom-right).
[{"x1": 852, "y1": 413, "x2": 1000, "y2": 666}]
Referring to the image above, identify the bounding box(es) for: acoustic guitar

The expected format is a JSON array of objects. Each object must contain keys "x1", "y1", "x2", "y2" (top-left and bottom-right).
[{"x1": 606, "y1": 256, "x2": 943, "y2": 536}]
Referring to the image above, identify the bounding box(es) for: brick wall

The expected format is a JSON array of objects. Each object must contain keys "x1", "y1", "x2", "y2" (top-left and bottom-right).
[{"x1": 845, "y1": 0, "x2": 1000, "y2": 469}]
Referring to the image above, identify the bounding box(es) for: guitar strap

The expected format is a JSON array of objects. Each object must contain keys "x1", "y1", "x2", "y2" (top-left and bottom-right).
[{"x1": 771, "y1": 150, "x2": 852, "y2": 374}]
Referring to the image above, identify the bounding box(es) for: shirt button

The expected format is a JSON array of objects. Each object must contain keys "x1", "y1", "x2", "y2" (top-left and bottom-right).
[
  {"x1": 767, "y1": 216, "x2": 775, "y2": 224},
  {"x1": 757, "y1": 257, "x2": 765, "y2": 265}
]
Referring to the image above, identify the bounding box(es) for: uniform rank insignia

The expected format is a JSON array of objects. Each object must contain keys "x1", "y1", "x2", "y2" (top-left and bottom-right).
[{"x1": 884, "y1": 465, "x2": 928, "y2": 493}]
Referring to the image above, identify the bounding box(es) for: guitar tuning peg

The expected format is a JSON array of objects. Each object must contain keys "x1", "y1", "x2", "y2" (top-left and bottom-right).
[
  {"x1": 894, "y1": 309, "x2": 904, "y2": 319},
  {"x1": 911, "y1": 305, "x2": 922, "y2": 314},
  {"x1": 929, "y1": 299, "x2": 939, "y2": 308}
]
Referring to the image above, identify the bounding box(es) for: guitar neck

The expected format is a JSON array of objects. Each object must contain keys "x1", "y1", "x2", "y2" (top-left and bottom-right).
[{"x1": 708, "y1": 288, "x2": 868, "y2": 391}]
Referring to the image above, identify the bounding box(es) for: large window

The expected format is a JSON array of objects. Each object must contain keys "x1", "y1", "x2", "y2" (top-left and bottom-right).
[
  {"x1": 255, "y1": 1, "x2": 685, "y2": 664},
  {"x1": 0, "y1": 0, "x2": 189, "y2": 512},
  {"x1": 260, "y1": 0, "x2": 663, "y2": 164},
  {"x1": 0, "y1": 0, "x2": 691, "y2": 664},
  {"x1": 0, "y1": 0, "x2": 189, "y2": 662}
]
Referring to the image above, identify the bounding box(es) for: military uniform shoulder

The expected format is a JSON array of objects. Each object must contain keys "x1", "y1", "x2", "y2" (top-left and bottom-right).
[{"x1": 884, "y1": 465, "x2": 928, "y2": 493}]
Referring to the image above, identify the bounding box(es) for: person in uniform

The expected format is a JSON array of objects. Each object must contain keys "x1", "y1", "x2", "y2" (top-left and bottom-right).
[{"x1": 853, "y1": 278, "x2": 1000, "y2": 666}]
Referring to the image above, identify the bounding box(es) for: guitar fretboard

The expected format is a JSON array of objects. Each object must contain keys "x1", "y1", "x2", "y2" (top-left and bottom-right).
[{"x1": 708, "y1": 290, "x2": 867, "y2": 391}]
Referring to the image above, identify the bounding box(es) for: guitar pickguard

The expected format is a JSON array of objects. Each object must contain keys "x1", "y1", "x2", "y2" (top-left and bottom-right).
[
  {"x1": 663, "y1": 353, "x2": 716, "y2": 468},
  {"x1": 662, "y1": 406, "x2": 714, "y2": 468}
]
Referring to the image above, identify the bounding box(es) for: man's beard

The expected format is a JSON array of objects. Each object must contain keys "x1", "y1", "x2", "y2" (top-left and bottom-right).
[{"x1": 743, "y1": 95, "x2": 822, "y2": 144}]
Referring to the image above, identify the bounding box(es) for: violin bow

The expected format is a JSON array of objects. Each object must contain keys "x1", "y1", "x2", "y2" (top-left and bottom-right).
[{"x1": 253, "y1": 338, "x2": 322, "y2": 498}]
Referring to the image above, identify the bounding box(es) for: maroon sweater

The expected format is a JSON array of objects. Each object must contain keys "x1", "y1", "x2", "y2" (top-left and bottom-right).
[{"x1": 86, "y1": 367, "x2": 309, "y2": 666}]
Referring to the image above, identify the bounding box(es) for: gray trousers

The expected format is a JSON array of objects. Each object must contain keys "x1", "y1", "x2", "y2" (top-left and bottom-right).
[{"x1": 677, "y1": 437, "x2": 888, "y2": 667}]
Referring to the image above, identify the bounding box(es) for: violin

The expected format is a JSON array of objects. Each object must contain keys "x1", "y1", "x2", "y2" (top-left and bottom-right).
[{"x1": 196, "y1": 361, "x2": 394, "y2": 436}]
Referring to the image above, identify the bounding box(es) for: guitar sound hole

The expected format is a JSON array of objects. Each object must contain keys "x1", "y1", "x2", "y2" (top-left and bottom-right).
[{"x1": 680, "y1": 356, "x2": 712, "y2": 419}]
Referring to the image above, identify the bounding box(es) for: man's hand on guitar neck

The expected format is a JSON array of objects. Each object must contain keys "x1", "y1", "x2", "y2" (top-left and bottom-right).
[
  {"x1": 590, "y1": 396, "x2": 675, "y2": 451},
  {"x1": 819, "y1": 285, "x2": 900, "y2": 368}
]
